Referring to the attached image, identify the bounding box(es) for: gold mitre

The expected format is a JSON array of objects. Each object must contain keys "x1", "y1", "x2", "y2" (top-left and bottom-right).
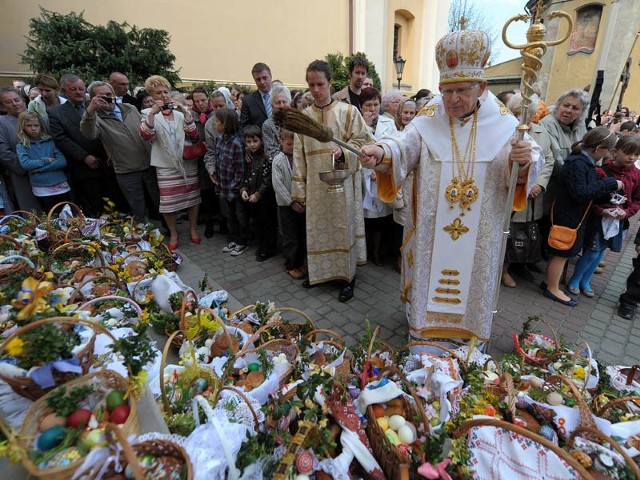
[{"x1": 436, "y1": 29, "x2": 490, "y2": 85}]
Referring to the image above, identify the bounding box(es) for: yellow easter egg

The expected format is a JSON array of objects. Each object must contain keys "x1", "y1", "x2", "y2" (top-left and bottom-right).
[{"x1": 376, "y1": 416, "x2": 389, "y2": 431}]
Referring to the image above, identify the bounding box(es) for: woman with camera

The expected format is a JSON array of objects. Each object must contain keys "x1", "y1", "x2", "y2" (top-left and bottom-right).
[{"x1": 139, "y1": 75, "x2": 201, "y2": 250}]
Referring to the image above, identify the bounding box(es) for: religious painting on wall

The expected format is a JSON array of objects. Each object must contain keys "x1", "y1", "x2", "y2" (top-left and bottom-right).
[{"x1": 568, "y1": 4, "x2": 603, "y2": 55}]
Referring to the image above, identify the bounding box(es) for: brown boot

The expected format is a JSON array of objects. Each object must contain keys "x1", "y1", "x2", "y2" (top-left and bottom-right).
[{"x1": 502, "y1": 271, "x2": 516, "y2": 288}]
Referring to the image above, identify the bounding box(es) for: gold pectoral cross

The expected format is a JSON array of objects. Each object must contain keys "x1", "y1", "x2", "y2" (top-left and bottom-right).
[{"x1": 443, "y1": 217, "x2": 469, "y2": 240}]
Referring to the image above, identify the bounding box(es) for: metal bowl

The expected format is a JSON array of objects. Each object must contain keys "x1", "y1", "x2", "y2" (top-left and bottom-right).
[{"x1": 318, "y1": 169, "x2": 351, "y2": 193}]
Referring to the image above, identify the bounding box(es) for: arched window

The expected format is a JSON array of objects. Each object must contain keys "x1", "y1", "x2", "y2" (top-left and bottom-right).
[{"x1": 394, "y1": 24, "x2": 401, "y2": 60}]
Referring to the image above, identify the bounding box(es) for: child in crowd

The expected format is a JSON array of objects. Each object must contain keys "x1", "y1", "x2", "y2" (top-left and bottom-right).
[
  {"x1": 272, "y1": 129, "x2": 307, "y2": 279},
  {"x1": 207, "y1": 108, "x2": 248, "y2": 256},
  {"x1": 15, "y1": 111, "x2": 70, "y2": 211},
  {"x1": 241, "y1": 125, "x2": 278, "y2": 261},
  {"x1": 568, "y1": 134, "x2": 640, "y2": 298}
]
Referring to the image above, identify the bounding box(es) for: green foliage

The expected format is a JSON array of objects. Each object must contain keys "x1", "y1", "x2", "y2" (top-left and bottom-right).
[
  {"x1": 109, "y1": 324, "x2": 157, "y2": 376},
  {"x1": 18, "y1": 324, "x2": 81, "y2": 369},
  {"x1": 46, "y1": 384, "x2": 95, "y2": 417},
  {"x1": 324, "y1": 52, "x2": 382, "y2": 92},
  {"x1": 21, "y1": 7, "x2": 180, "y2": 86}
]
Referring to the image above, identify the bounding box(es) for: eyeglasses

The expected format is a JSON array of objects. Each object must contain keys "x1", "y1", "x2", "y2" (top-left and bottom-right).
[{"x1": 440, "y1": 84, "x2": 479, "y2": 98}]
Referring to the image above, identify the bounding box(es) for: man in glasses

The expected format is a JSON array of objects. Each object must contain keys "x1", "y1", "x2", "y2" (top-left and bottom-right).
[{"x1": 360, "y1": 29, "x2": 542, "y2": 348}]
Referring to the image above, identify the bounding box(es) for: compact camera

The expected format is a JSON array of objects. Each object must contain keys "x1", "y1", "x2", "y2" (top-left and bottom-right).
[
  {"x1": 162, "y1": 103, "x2": 175, "y2": 110},
  {"x1": 610, "y1": 192, "x2": 627, "y2": 205},
  {"x1": 102, "y1": 96, "x2": 115, "y2": 104}
]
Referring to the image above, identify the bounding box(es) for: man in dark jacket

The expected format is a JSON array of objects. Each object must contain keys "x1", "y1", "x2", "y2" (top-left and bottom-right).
[
  {"x1": 617, "y1": 229, "x2": 640, "y2": 319},
  {"x1": 239, "y1": 62, "x2": 273, "y2": 130}
]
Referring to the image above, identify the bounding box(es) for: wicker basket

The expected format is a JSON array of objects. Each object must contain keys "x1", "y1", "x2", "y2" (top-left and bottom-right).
[
  {"x1": 0, "y1": 317, "x2": 99, "y2": 400},
  {"x1": 304, "y1": 329, "x2": 351, "y2": 381},
  {"x1": 77, "y1": 295, "x2": 143, "y2": 329},
  {"x1": 512, "y1": 316, "x2": 561, "y2": 365},
  {"x1": 68, "y1": 266, "x2": 128, "y2": 303},
  {"x1": 156, "y1": 243, "x2": 181, "y2": 272},
  {"x1": 97, "y1": 421, "x2": 192, "y2": 480},
  {"x1": 19, "y1": 369, "x2": 139, "y2": 480},
  {"x1": 365, "y1": 366, "x2": 429, "y2": 480},
  {"x1": 0, "y1": 211, "x2": 40, "y2": 236},
  {"x1": 40, "y1": 202, "x2": 87, "y2": 251},
  {"x1": 47, "y1": 240, "x2": 106, "y2": 284},
  {"x1": 351, "y1": 324, "x2": 396, "y2": 378},
  {"x1": 453, "y1": 418, "x2": 592, "y2": 479},
  {"x1": 0, "y1": 254, "x2": 36, "y2": 288}
]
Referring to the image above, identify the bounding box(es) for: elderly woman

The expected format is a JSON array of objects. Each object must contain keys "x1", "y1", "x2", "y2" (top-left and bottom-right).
[
  {"x1": 360, "y1": 87, "x2": 397, "y2": 266},
  {"x1": 501, "y1": 93, "x2": 555, "y2": 287},
  {"x1": 381, "y1": 89, "x2": 404, "y2": 119},
  {"x1": 537, "y1": 88, "x2": 589, "y2": 256},
  {"x1": 395, "y1": 98, "x2": 417, "y2": 131},
  {"x1": 139, "y1": 75, "x2": 201, "y2": 250},
  {"x1": 262, "y1": 85, "x2": 291, "y2": 160}
]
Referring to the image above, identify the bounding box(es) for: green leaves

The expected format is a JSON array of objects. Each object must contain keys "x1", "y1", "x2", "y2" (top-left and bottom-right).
[
  {"x1": 46, "y1": 384, "x2": 95, "y2": 417},
  {"x1": 21, "y1": 7, "x2": 180, "y2": 86},
  {"x1": 324, "y1": 52, "x2": 382, "y2": 91}
]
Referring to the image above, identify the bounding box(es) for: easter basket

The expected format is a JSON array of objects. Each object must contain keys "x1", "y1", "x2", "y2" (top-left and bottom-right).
[
  {"x1": 512, "y1": 316, "x2": 561, "y2": 366},
  {"x1": 77, "y1": 296, "x2": 143, "y2": 330},
  {"x1": 545, "y1": 342, "x2": 599, "y2": 393},
  {"x1": 351, "y1": 324, "x2": 396, "y2": 378},
  {"x1": 38, "y1": 202, "x2": 87, "y2": 251},
  {"x1": 155, "y1": 243, "x2": 182, "y2": 273},
  {"x1": 453, "y1": 418, "x2": 591, "y2": 480},
  {"x1": 303, "y1": 328, "x2": 351, "y2": 382},
  {"x1": 19, "y1": 369, "x2": 139, "y2": 480},
  {"x1": 99, "y1": 423, "x2": 192, "y2": 480},
  {"x1": 68, "y1": 267, "x2": 129, "y2": 303},
  {"x1": 566, "y1": 426, "x2": 640, "y2": 480},
  {"x1": 0, "y1": 317, "x2": 98, "y2": 401},
  {"x1": 0, "y1": 210, "x2": 40, "y2": 236},
  {"x1": 0, "y1": 233, "x2": 25, "y2": 255},
  {"x1": 47, "y1": 241, "x2": 107, "y2": 284},
  {"x1": 363, "y1": 366, "x2": 429, "y2": 480},
  {"x1": 605, "y1": 364, "x2": 640, "y2": 395},
  {"x1": 0, "y1": 254, "x2": 37, "y2": 288}
]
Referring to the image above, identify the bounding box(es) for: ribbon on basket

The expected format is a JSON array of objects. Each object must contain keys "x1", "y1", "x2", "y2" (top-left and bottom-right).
[
  {"x1": 30, "y1": 357, "x2": 82, "y2": 389},
  {"x1": 418, "y1": 459, "x2": 452, "y2": 480}
]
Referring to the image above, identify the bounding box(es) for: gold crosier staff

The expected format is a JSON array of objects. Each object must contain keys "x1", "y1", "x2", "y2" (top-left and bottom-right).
[{"x1": 492, "y1": 0, "x2": 573, "y2": 319}]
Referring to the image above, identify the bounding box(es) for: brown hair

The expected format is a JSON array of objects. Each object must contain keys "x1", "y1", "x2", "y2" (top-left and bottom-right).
[
  {"x1": 571, "y1": 126, "x2": 617, "y2": 154},
  {"x1": 214, "y1": 108, "x2": 239, "y2": 136},
  {"x1": 614, "y1": 134, "x2": 640, "y2": 155},
  {"x1": 33, "y1": 73, "x2": 59, "y2": 90}
]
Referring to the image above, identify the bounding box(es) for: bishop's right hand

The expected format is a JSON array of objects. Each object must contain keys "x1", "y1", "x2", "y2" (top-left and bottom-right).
[{"x1": 360, "y1": 144, "x2": 384, "y2": 169}]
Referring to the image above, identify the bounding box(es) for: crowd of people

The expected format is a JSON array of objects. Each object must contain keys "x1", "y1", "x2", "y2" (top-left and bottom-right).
[{"x1": 2, "y1": 38, "x2": 640, "y2": 326}]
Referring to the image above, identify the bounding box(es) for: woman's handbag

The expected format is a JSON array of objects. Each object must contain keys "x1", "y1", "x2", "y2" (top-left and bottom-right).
[
  {"x1": 506, "y1": 209, "x2": 542, "y2": 264},
  {"x1": 183, "y1": 139, "x2": 206, "y2": 160},
  {"x1": 548, "y1": 201, "x2": 592, "y2": 251}
]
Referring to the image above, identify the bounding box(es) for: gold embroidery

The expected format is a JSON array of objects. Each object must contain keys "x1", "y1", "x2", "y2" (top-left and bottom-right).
[
  {"x1": 407, "y1": 250, "x2": 414, "y2": 267},
  {"x1": 433, "y1": 297, "x2": 462, "y2": 304},
  {"x1": 446, "y1": 111, "x2": 479, "y2": 216},
  {"x1": 435, "y1": 287, "x2": 461, "y2": 295},
  {"x1": 417, "y1": 103, "x2": 439, "y2": 117},
  {"x1": 495, "y1": 98, "x2": 510, "y2": 115},
  {"x1": 443, "y1": 217, "x2": 469, "y2": 240},
  {"x1": 441, "y1": 269, "x2": 460, "y2": 276},
  {"x1": 439, "y1": 278, "x2": 460, "y2": 285}
]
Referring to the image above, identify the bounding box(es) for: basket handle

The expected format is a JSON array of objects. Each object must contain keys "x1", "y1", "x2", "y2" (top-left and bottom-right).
[
  {"x1": 545, "y1": 341, "x2": 594, "y2": 394},
  {"x1": 105, "y1": 423, "x2": 145, "y2": 480},
  {"x1": 0, "y1": 254, "x2": 35, "y2": 269},
  {"x1": 378, "y1": 365, "x2": 431, "y2": 435},
  {"x1": 406, "y1": 340, "x2": 468, "y2": 371},
  {"x1": 178, "y1": 289, "x2": 199, "y2": 330},
  {"x1": 160, "y1": 330, "x2": 184, "y2": 413},
  {"x1": 77, "y1": 295, "x2": 144, "y2": 318},
  {"x1": 0, "y1": 234, "x2": 22, "y2": 248},
  {"x1": 191, "y1": 395, "x2": 240, "y2": 480},
  {"x1": 46, "y1": 201, "x2": 85, "y2": 229},
  {"x1": 625, "y1": 364, "x2": 640, "y2": 386},
  {"x1": 595, "y1": 395, "x2": 640, "y2": 419},
  {"x1": 47, "y1": 240, "x2": 106, "y2": 270},
  {"x1": 270, "y1": 306, "x2": 316, "y2": 331},
  {"x1": 366, "y1": 325, "x2": 382, "y2": 361},
  {"x1": 453, "y1": 418, "x2": 593, "y2": 479},
  {"x1": 566, "y1": 426, "x2": 640, "y2": 479},
  {"x1": 303, "y1": 329, "x2": 346, "y2": 349},
  {"x1": 68, "y1": 267, "x2": 128, "y2": 304},
  {"x1": 545, "y1": 374, "x2": 596, "y2": 431},
  {"x1": 218, "y1": 385, "x2": 259, "y2": 431},
  {"x1": 120, "y1": 249, "x2": 163, "y2": 266}
]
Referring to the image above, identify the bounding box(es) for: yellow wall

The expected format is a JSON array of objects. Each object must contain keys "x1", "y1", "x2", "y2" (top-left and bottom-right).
[
  {"x1": 387, "y1": 0, "x2": 426, "y2": 92},
  {"x1": 0, "y1": 0, "x2": 351, "y2": 89}
]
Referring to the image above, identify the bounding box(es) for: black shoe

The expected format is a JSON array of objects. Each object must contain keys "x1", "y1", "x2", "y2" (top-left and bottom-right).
[
  {"x1": 302, "y1": 279, "x2": 316, "y2": 289},
  {"x1": 204, "y1": 223, "x2": 214, "y2": 238},
  {"x1": 256, "y1": 250, "x2": 275, "y2": 262},
  {"x1": 617, "y1": 303, "x2": 636, "y2": 320},
  {"x1": 338, "y1": 279, "x2": 355, "y2": 302}
]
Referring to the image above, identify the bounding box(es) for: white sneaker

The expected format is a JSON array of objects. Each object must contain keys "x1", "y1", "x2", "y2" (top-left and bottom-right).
[
  {"x1": 222, "y1": 242, "x2": 237, "y2": 253},
  {"x1": 230, "y1": 244, "x2": 247, "y2": 256}
]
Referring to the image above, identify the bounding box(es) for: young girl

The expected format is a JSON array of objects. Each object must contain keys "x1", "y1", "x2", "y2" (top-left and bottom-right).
[
  {"x1": 568, "y1": 135, "x2": 640, "y2": 297},
  {"x1": 543, "y1": 127, "x2": 622, "y2": 306},
  {"x1": 207, "y1": 108, "x2": 248, "y2": 256},
  {"x1": 16, "y1": 111, "x2": 70, "y2": 211}
]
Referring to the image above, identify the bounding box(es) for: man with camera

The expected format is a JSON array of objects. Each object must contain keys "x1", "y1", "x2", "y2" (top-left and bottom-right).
[{"x1": 80, "y1": 81, "x2": 159, "y2": 222}]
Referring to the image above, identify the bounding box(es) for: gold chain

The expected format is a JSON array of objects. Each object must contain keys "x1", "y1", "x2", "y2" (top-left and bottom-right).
[{"x1": 444, "y1": 111, "x2": 479, "y2": 216}]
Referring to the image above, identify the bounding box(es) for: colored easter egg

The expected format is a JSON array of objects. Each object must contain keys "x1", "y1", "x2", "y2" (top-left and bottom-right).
[
  {"x1": 38, "y1": 413, "x2": 66, "y2": 432},
  {"x1": 110, "y1": 405, "x2": 131, "y2": 425},
  {"x1": 376, "y1": 416, "x2": 389, "y2": 431},
  {"x1": 385, "y1": 429, "x2": 401, "y2": 446},
  {"x1": 248, "y1": 363, "x2": 260, "y2": 372},
  {"x1": 66, "y1": 408, "x2": 93, "y2": 429},
  {"x1": 37, "y1": 426, "x2": 67, "y2": 451}
]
